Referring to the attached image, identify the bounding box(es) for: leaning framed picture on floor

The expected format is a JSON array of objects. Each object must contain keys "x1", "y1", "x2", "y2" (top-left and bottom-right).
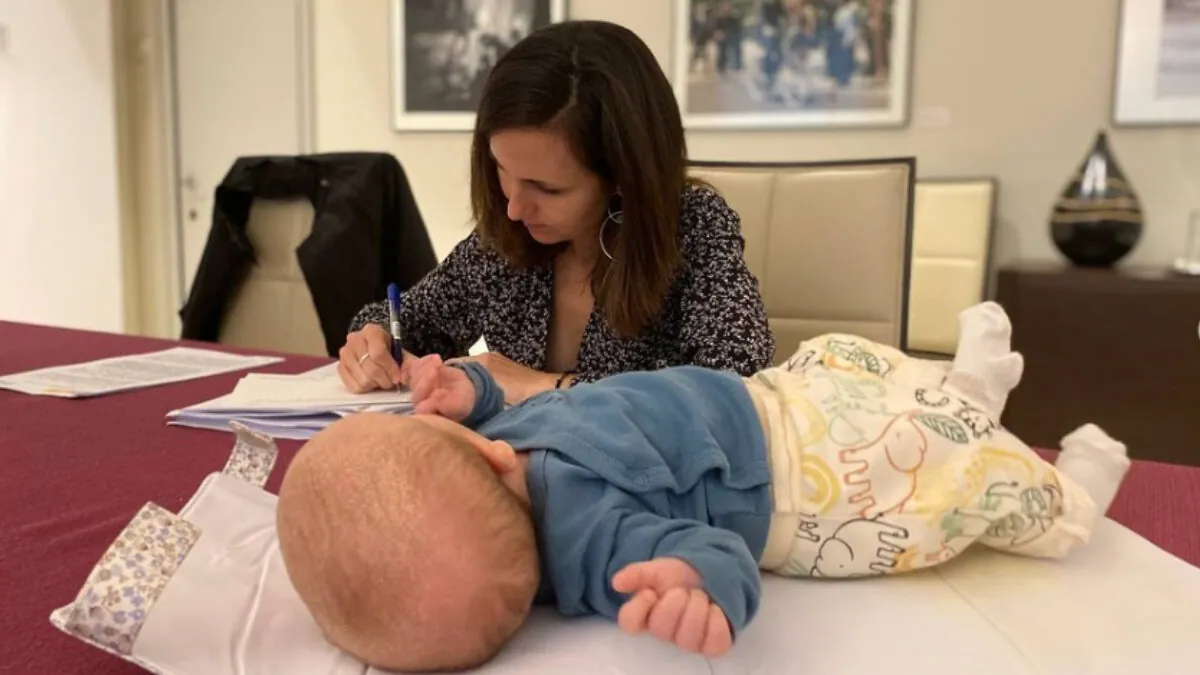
[
  {"x1": 391, "y1": 0, "x2": 568, "y2": 131},
  {"x1": 672, "y1": 0, "x2": 914, "y2": 130},
  {"x1": 1113, "y1": 0, "x2": 1200, "y2": 126}
]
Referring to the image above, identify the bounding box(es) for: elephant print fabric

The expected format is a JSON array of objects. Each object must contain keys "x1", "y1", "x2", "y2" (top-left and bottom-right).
[{"x1": 749, "y1": 335, "x2": 1096, "y2": 580}]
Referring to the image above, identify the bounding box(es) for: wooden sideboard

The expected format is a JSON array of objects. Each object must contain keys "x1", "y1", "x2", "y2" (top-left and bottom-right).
[{"x1": 995, "y1": 262, "x2": 1200, "y2": 466}]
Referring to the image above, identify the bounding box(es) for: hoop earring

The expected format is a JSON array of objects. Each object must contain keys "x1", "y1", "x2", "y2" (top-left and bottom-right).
[{"x1": 599, "y1": 204, "x2": 623, "y2": 261}]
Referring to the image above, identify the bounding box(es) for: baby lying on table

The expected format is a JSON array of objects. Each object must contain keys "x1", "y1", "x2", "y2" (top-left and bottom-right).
[{"x1": 276, "y1": 302, "x2": 1131, "y2": 672}]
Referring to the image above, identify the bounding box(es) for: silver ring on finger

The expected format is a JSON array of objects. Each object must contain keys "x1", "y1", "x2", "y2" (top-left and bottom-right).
[{"x1": 358, "y1": 353, "x2": 371, "y2": 365}]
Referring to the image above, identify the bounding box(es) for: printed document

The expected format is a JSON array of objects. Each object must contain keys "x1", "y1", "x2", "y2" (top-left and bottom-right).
[{"x1": 0, "y1": 347, "x2": 284, "y2": 398}]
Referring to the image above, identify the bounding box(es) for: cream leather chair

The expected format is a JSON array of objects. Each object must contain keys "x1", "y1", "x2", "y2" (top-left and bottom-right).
[
  {"x1": 905, "y1": 178, "x2": 997, "y2": 355},
  {"x1": 216, "y1": 198, "x2": 328, "y2": 357},
  {"x1": 690, "y1": 158, "x2": 915, "y2": 365}
]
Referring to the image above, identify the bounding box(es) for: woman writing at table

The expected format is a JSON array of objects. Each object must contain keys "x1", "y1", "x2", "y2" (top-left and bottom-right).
[{"x1": 338, "y1": 20, "x2": 774, "y2": 404}]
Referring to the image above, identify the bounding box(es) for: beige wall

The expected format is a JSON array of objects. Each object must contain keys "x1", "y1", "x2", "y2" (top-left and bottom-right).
[
  {"x1": 315, "y1": 0, "x2": 1200, "y2": 267},
  {"x1": 112, "y1": 0, "x2": 181, "y2": 338},
  {"x1": 0, "y1": 0, "x2": 127, "y2": 332}
]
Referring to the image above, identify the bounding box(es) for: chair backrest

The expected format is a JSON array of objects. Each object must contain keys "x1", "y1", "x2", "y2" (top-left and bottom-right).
[
  {"x1": 689, "y1": 158, "x2": 916, "y2": 364},
  {"x1": 906, "y1": 178, "x2": 997, "y2": 355},
  {"x1": 217, "y1": 198, "x2": 328, "y2": 356}
]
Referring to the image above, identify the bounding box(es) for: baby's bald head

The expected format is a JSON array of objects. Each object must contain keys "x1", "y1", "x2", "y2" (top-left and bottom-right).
[{"x1": 277, "y1": 413, "x2": 538, "y2": 671}]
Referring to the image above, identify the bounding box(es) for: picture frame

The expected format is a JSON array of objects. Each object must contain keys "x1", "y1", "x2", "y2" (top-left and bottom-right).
[
  {"x1": 672, "y1": 0, "x2": 914, "y2": 130},
  {"x1": 391, "y1": 0, "x2": 569, "y2": 132},
  {"x1": 1113, "y1": 0, "x2": 1200, "y2": 126}
]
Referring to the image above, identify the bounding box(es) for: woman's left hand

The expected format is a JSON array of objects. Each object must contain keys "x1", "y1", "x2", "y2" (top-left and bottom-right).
[{"x1": 447, "y1": 352, "x2": 559, "y2": 405}]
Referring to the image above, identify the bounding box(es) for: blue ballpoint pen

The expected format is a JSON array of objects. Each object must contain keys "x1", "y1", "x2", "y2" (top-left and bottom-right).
[{"x1": 386, "y1": 283, "x2": 404, "y2": 391}]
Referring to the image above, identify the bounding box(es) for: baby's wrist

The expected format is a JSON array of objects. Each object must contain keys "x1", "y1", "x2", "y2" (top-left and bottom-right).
[{"x1": 453, "y1": 362, "x2": 500, "y2": 426}]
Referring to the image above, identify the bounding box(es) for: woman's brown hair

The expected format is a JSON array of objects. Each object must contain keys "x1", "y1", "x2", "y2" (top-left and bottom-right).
[{"x1": 470, "y1": 20, "x2": 688, "y2": 338}]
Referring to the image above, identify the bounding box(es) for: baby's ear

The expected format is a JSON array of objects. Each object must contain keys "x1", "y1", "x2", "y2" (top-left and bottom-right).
[
  {"x1": 489, "y1": 440, "x2": 518, "y2": 472},
  {"x1": 476, "y1": 439, "x2": 517, "y2": 474}
]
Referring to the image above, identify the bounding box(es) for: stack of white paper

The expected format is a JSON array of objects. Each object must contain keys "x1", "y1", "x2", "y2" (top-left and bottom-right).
[{"x1": 166, "y1": 366, "x2": 412, "y2": 439}]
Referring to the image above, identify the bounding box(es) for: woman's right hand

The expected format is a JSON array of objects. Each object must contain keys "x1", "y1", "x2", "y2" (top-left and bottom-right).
[{"x1": 337, "y1": 323, "x2": 412, "y2": 393}]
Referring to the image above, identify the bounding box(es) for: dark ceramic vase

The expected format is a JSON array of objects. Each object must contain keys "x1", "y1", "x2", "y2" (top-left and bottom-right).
[{"x1": 1050, "y1": 132, "x2": 1143, "y2": 267}]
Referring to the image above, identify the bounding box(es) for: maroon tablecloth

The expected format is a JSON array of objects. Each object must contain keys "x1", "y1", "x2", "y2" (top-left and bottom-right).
[
  {"x1": 2, "y1": 320, "x2": 1199, "y2": 674},
  {"x1": 0, "y1": 321, "x2": 324, "y2": 675}
]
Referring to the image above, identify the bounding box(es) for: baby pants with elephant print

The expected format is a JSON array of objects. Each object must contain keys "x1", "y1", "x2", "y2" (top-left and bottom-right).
[{"x1": 742, "y1": 334, "x2": 1098, "y2": 579}]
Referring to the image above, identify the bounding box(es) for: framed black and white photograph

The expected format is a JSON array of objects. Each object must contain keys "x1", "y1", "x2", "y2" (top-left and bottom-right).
[
  {"x1": 392, "y1": 0, "x2": 568, "y2": 131},
  {"x1": 1114, "y1": 0, "x2": 1200, "y2": 126},
  {"x1": 672, "y1": 0, "x2": 913, "y2": 130}
]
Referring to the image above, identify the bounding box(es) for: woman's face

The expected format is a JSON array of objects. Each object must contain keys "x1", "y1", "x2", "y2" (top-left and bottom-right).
[{"x1": 490, "y1": 127, "x2": 608, "y2": 249}]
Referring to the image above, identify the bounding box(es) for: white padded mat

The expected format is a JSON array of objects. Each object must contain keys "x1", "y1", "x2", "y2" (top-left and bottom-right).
[
  {"x1": 479, "y1": 518, "x2": 1200, "y2": 675},
  {"x1": 124, "y1": 474, "x2": 1200, "y2": 674},
  {"x1": 131, "y1": 474, "x2": 366, "y2": 674}
]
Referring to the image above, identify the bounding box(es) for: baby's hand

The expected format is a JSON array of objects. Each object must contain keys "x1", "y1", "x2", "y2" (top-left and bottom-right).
[
  {"x1": 611, "y1": 558, "x2": 733, "y2": 658},
  {"x1": 408, "y1": 354, "x2": 476, "y2": 422}
]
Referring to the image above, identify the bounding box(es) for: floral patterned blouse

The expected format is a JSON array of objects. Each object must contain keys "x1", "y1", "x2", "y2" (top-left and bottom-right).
[{"x1": 349, "y1": 184, "x2": 775, "y2": 384}]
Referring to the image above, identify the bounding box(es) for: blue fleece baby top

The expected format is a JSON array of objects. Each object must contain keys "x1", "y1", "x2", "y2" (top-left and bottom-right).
[{"x1": 456, "y1": 362, "x2": 772, "y2": 636}]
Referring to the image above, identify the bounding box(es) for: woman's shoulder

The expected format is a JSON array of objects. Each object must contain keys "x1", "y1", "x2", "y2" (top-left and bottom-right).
[
  {"x1": 447, "y1": 229, "x2": 513, "y2": 270},
  {"x1": 423, "y1": 231, "x2": 528, "y2": 298},
  {"x1": 677, "y1": 181, "x2": 743, "y2": 244}
]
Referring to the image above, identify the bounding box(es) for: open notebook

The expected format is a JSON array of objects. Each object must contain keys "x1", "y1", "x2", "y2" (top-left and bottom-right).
[{"x1": 166, "y1": 363, "x2": 412, "y2": 439}]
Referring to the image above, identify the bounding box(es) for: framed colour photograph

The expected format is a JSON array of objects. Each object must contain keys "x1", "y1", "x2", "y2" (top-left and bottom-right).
[
  {"x1": 1113, "y1": 0, "x2": 1200, "y2": 126},
  {"x1": 672, "y1": 0, "x2": 914, "y2": 130},
  {"x1": 391, "y1": 0, "x2": 568, "y2": 131}
]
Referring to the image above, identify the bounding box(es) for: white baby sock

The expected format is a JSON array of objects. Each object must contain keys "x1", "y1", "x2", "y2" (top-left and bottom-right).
[
  {"x1": 944, "y1": 302, "x2": 1024, "y2": 417},
  {"x1": 1054, "y1": 423, "x2": 1131, "y2": 518}
]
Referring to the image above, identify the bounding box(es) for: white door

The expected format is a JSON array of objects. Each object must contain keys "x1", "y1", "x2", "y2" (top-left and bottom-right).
[{"x1": 171, "y1": 0, "x2": 313, "y2": 298}]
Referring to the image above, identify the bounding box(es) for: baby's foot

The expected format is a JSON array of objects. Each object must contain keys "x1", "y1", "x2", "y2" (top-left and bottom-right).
[
  {"x1": 1054, "y1": 424, "x2": 1131, "y2": 517},
  {"x1": 945, "y1": 302, "x2": 1024, "y2": 417}
]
